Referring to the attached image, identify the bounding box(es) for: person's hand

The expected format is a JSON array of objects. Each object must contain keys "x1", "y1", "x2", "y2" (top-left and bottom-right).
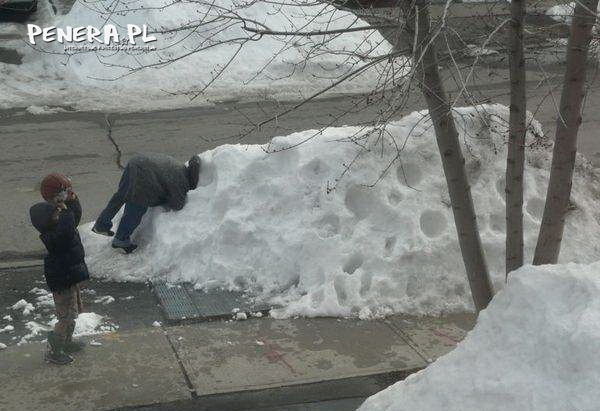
[
  {"x1": 51, "y1": 203, "x2": 66, "y2": 222},
  {"x1": 66, "y1": 189, "x2": 77, "y2": 201}
]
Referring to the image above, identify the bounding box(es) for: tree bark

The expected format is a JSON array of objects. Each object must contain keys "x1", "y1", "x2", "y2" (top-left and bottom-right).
[
  {"x1": 533, "y1": 0, "x2": 598, "y2": 265},
  {"x1": 505, "y1": 0, "x2": 527, "y2": 277},
  {"x1": 400, "y1": 0, "x2": 494, "y2": 311}
]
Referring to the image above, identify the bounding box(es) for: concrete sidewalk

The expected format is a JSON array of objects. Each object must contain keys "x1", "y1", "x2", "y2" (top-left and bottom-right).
[{"x1": 0, "y1": 313, "x2": 474, "y2": 411}]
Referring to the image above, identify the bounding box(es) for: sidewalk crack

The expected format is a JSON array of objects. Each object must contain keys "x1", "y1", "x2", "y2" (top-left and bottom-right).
[
  {"x1": 163, "y1": 327, "x2": 198, "y2": 399},
  {"x1": 381, "y1": 319, "x2": 431, "y2": 365},
  {"x1": 105, "y1": 115, "x2": 124, "y2": 170}
]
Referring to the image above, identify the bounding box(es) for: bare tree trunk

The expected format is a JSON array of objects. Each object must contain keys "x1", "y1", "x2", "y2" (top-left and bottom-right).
[
  {"x1": 400, "y1": 0, "x2": 494, "y2": 311},
  {"x1": 505, "y1": 0, "x2": 527, "y2": 277},
  {"x1": 533, "y1": 0, "x2": 598, "y2": 265}
]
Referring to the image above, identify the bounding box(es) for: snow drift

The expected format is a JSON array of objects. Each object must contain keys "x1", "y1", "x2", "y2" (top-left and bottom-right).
[
  {"x1": 0, "y1": 0, "x2": 391, "y2": 111},
  {"x1": 82, "y1": 104, "x2": 600, "y2": 318},
  {"x1": 358, "y1": 261, "x2": 600, "y2": 411}
]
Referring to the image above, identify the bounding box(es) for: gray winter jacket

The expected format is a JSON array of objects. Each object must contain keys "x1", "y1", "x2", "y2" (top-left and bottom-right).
[{"x1": 125, "y1": 153, "x2": 190, "y2": 210}]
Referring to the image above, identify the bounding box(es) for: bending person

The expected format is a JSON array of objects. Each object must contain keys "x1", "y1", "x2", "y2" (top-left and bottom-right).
[{"x1": 92, "y1": 153, "x2": 201, "y2": 253}]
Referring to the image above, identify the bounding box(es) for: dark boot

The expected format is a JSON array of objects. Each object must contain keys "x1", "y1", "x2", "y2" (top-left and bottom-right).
[
  {"x1": 64, "y1": 324, "x2": 85, "y2": 354},
  {"x1": 111, "y1": 238, "x2": 138, "y2": 254},
  {"x1": 92, "y1": 226, "x2": 115, "y2": 237},
  {"x1": 45, "y1": 331, "x2": 73, "y2": 365}
]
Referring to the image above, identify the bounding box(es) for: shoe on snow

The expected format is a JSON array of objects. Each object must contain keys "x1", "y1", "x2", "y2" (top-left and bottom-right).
[
  {"x1": 92, "y1": 226, "x2": 115, "y2": 237},
  {"x1": 112, "y1": 243, "x2": 138, "y2": 254},
  {"x1": 63, "y1": 338, "x2": 86, "y2": 354}
]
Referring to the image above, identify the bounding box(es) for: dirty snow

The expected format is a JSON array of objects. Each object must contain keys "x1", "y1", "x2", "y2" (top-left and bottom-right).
[
  {"x1": 93, "y1": 295, "x2": 115, "y2": 305},
  {"x1": 359, "y1": 262, "x2": 600, "y2": 411},
  {"x1": 10, "y1": 300, "x2": 35, "y2": 316},
  {"x1": 82, "y1": 104, "x2": 600, "y2": 318},
  {"x1": 25, "y1": 105, "x2": 68, "y2": 115},
  {"x1": 5, "y1": 287, "x2": 119, "y2": 344},
  {"x1": 0, "y1": 0, "x2": 391, "y2": 112}
]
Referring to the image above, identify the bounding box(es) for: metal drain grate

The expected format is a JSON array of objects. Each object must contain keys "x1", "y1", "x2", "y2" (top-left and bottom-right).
[
  {"x1": 151, "y1": 281, "x2": 278, "y2": 323},
  {"x1": 152, "y1": 282, "x2": 198, "y2": 321}
]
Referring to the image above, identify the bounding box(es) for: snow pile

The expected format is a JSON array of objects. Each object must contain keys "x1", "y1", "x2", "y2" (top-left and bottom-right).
[
  {"x1": 358, "y1": 262, "x2": 600, "y2": 411},
  {"x1": 48, "y1": 312, "x2": 111, "y2": 336},
  {"x1": 82, "y1": 104, "x2": 600, "y2": 317},
  {"x1": 546, "y1": 2, "x2": 600, "y2": 25},
  {"x1": 547, "y1": 3, "x2": 576, "y2": 24},
  {"x1": 0, "y1": 0, "x2": 391, "y2": 111},
  {"x1": 93, "y1": 295, "x2": 115, "y2": 305},
  {"x1": 10, "y1": 300, "x2": 35, "y2": 316}
]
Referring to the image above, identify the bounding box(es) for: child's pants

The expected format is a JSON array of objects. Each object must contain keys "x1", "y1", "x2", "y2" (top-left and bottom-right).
[{"x1": 52, "y1": 284, "x2": 82, "y2": 341}]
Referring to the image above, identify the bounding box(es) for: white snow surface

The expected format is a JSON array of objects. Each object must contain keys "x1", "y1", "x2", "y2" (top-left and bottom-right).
[
  {"x1": 546, "y1": 2, "x2": 576, "y2": 24},
  {"x1": 546, "y1": 2, "x2": 600, "y2": 25},
  {"x1": 358, "y1": 261, "x2": 600, "y2": 411},
  {"x1": 0, "y1": 0, "x2": 391, "y2": 112},
  {"x1": 82, "y1": 104, "x2": 600, "y2": 318}
]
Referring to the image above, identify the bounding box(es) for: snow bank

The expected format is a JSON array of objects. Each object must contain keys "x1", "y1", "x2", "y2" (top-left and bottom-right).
[
  {"x1": 0, "y1": 0, "x2": 391, "y2": 111},
  {"x1": 82, "y1": 104, "x2": 600, "y2": 317},
  {"x1": 547, "y1": 2, "x2": 576, "y2": 24},
  {"x1": 358, "y1": 261, "x2": 600, "y2": 411},
  {"x1": 546, "y1": 2, "x2": 600, "y2": 25}
]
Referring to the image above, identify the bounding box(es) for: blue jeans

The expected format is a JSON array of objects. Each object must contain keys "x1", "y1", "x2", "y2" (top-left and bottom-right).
[{"x1": 95, "y1": 167, "x2": 148, "y2": 243}]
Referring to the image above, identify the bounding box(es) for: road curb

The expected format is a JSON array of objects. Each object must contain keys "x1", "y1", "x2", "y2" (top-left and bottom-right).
[
  {"x1": 109, "y1": 369, "x2": 420, "y2": 411},
  {"x1": 0, "y1": 259, "x2": 44, "y2": 270}
]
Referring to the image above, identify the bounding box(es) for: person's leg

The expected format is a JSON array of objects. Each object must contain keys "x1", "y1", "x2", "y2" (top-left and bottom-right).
[
  {"x1": 113, "y1": 203, "x2": 148, "y2": 245},
  {"x1": 93, "y1": 167, "x2": 130, "y2": 233},
  {"x1": 48, "y1": 286, "x2": 77, "y2": 364},
  {"x1": 76, "y1": 284, "x2": 83, "y2": 314},
  {"x1": 64, "y1": 284, "x2": 85, "y2": 353},
  {"x1": 53, "y1": 286, "x2": 77, "y2": 342}
]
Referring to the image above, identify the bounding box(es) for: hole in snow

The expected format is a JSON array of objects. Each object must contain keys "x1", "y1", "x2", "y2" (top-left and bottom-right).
[
  {"x1": 526, "y1": 197, "x2": 545, "y2": 220},
  {"x1": 334, "y1": 275, "x2": 348, "y2": 304},
  {"x1": 388, "y1": 190, "x2": 402, "y2": 205},
  {"x1": 384, "y1": 236, "x2": 397, "y2": 255},
  {"x1": 495, "y1": 177, "x2": 506, "y2": 200},
  {"x1": 396, "y1": 162, "x2": 423, "y2": 188},
  {"x1": 343, "y1": 253, "x2": 363, "y2": 275},
  {"x1": 344, "y1": 185, "x2": 373, "y2": 220},
  {"x1": 490, "y1": 213, "x2": 505, "y2": 233},
  {"x1": 197, "y1": 159, "x2": 216, "y2": 187},
  {"x1": 466, "y1": 159, "x2": 482, "y2": 186},
  {"x1": 359, "y1": 271, "x2": 373, "y2": 297},
  {"x1": 420, "y1": 210, "x2": 447, "y2": 238},
  {"x1": 315, "y1": 214, "x2": 340, "y2": 238},
  {"x1": 301, "y1": 158, "x2": 329, "y2": 179}
]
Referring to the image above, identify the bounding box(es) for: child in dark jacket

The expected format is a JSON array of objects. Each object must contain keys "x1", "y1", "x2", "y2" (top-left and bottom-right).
[{"x1": 30, "y1": 182, "x2": 89, "y2": 365}]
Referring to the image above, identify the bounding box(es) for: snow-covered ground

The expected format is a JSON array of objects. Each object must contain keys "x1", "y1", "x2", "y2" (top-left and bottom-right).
[
  {"x1": 0, "y1": 0, "x2": 392, "y2": 112},
  {"x1": 82, "y1": 104, "x2": 600, "y2": 318},
  {"x1": 358, "y1": 261, "x2": 600, "y2": 411}
]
